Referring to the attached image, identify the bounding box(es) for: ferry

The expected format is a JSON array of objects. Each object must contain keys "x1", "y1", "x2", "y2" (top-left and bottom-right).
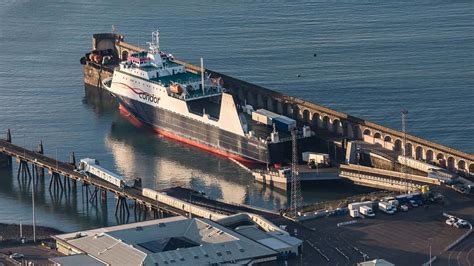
[{"x1": 102, "y1": 31, "x2": 316, "y2": 164}]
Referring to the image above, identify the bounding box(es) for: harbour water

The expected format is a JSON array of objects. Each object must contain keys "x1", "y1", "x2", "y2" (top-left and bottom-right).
[{"x1": 0, "y1": 1, "x2": 472, "y2": 232}]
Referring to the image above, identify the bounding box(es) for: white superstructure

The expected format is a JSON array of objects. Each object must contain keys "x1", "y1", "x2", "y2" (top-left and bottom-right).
[{"x1": 103, "y1": 30, "x2": 245, "y2": 137}]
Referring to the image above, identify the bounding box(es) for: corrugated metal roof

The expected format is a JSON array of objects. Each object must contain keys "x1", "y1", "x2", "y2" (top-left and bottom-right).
[
  {"x1": 69, "y1": 234, "x2": 146, "y2": 265},
  {"x1": 50, "y1": 254, "x2": 105, "y2": 266},
  {"x1": 56, "y1": 217, "x2": 280, "y2": 266}
]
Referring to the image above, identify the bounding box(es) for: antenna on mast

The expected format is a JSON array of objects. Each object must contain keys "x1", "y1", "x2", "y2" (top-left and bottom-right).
[
  {"x1": 148, "y1": 30, "x2": 160, "y2": 53},
  {"x1": 290, "y1": 128, "x2": 302, "y2": 218}
]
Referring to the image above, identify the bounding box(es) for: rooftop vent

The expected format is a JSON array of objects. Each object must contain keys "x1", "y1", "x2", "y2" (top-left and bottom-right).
[{"x1": 94, "y1": 233, "x2": 105, "y2": 239}]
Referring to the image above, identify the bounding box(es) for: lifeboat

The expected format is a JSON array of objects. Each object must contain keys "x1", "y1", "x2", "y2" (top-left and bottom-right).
[{"x1": 170, "y1": 84, "x2": 183, "y2": 94}]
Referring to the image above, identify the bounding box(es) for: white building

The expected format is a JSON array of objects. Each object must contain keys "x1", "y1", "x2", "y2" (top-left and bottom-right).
[{"x1": 53, "y1": 216, "x2": 301, "y2": 265}]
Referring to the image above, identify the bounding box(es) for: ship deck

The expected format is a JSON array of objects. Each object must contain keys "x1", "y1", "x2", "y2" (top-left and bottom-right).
[
  {"x1": 243, "y1": 113, "x2": 292, "y2": 141},
  {"x1": 151, "y1": 72, "x2": 200, "y2": 86}
]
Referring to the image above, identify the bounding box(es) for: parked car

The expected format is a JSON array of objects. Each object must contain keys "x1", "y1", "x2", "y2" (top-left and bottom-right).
[
  {"x1": 399, "y1": 205, "x2": 409, "y2": 212},
  {"x1": 446, "y1": 218, "x2": 456, "y2": 226},
  {"x1": 456, "y1": 219, "x2": 469, "y2": 227},
  {"x1": 409, "y1": 200, "x2": 418, "y2": 208},
  {"x1": 9, "y1": 253, "x2": 24, "y2": 260}
]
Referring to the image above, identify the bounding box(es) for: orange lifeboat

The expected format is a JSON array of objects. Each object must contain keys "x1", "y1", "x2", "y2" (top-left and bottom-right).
[{"x1": 170, "y1": 84, "x2": 183, "y2": 94}]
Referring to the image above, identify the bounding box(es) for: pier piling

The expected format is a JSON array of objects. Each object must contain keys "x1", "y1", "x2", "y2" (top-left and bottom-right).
[{"x1": 49, "y1": 172, "x2": 63, "y2": 192}]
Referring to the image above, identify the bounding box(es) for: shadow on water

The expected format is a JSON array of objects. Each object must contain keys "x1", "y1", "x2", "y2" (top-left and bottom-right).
[
  {"x1": 82, "y1": 85, "x2": 118, "y2": 114},
  {"x1": 79, "y1": 85, "x2": 379, "y2": 211}
]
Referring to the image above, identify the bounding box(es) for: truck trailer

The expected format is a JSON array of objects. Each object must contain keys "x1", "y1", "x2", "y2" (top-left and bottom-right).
[
  {"x1": 378, "y1": 202, "x2": 396, "y2": 214},
  {"x1": 359, "y1": 206, "x2": 375, "y2": 217},
  {"x1": 302, "y1": 152, "x2": 330, "y2": 168}
]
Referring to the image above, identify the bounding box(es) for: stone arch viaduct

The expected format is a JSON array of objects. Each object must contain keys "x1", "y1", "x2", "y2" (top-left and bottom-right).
[
  {"x1": 191, "y1": 64, "x2": 473, "y2": 175},
  {"x1": 98, "y1": 35, "x2": 474, "y2": 176}
]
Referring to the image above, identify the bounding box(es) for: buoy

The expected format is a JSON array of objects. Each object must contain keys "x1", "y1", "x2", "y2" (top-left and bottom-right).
[
  {"x1": 297, "y1": 74, "x2": 301, "y2": 77},
  {"x1": 313, "y1": 53, "x2": 317, "y2": 57}
]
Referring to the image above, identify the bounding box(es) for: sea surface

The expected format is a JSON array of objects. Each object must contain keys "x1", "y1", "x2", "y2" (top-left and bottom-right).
[{"x1": 0, "y1": 0, "x2": 472, "y2": 232}]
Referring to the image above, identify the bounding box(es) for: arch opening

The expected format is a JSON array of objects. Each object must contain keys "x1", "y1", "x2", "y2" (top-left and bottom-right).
[
  {"x1": 311, "y1": 113, "x2": 320, "y2": 128},
  {"x1": 322, "y1": 116, "x2": 330, "y2": 130},
  {"x1": 469, "y1": 164, "x2": 474, "y2": 174},
  {"x1": 302, "y1": 110, "x2": 310, "y2": 123},
  {"x1": 458, "y1": 160, "x2": 466, "y2": 170},
  {"x1": 394, "y1": 139, "x2": 402, "y2": 152},
  {"x1": 384, "y1": 136, "x2": 392, "y2": 142},
  {"x1": 415, "y1": 146, "x2": 423, "y2": 160},
  {"x1": 436, "y1": 153, "x2": 446, "y2": 167},
  {"x1": 332, "y1": 119, "x2": 342, "y2": 135},
  {"x1": 447, "y1": 157, "x2": 455, "y2": 170},
  {"x1": 363, "y1": 129, "x2": 371, "y2": 136},
  {"x1": 426, "y1": 150, "x2": 434, "y2": 162}
]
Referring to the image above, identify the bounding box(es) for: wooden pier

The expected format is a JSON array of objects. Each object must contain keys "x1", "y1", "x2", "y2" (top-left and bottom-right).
[{"x1": 0, "y1": 130, "x2": 219, "y2": 222}]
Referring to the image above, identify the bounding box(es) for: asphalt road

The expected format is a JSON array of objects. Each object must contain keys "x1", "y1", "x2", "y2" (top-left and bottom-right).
[{"x1": 294, "y1": 187, "x2": 473, "y2": 266}]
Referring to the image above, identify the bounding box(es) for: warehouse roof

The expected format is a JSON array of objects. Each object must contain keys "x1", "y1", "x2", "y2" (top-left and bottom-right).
[{"x1": 54, "y1": 217, "x2": 278, "y2": 265}]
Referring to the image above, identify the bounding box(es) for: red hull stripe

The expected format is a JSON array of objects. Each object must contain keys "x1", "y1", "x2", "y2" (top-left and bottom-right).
[{"x1": 118, "y1": 104, "x2": 258, "y2": 164}]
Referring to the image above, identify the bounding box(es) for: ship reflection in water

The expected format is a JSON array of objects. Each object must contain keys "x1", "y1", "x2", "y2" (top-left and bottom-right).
[
  {"x1": 105, "y1": 118, "x2": 289, "y2": 210},
  {"x1": 83, "y1": 85, "x2": 375, "y2": 211}
]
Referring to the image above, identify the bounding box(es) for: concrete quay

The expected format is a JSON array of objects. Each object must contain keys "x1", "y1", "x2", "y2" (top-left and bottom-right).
[{"x1": 83, "y1": 33, "x2": 473, "y2": 180}]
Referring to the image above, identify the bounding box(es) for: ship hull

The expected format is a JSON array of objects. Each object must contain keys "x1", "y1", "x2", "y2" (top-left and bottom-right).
[{"x1": 115, "y1": 95, "x2": 270, "y2": 163}]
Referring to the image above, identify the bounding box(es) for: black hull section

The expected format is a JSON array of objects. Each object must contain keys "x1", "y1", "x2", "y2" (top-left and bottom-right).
[
  {"x1": 116, "y1": 96, "x2": 271, "y2": 163},
  {"x1": 114, "y1": 96, "x2": 321, "y2": 164}
]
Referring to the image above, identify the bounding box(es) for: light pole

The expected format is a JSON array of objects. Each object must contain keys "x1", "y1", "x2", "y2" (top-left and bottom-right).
[{"x1": 24, "y1": 135, "x2": 36, "y2": 243}]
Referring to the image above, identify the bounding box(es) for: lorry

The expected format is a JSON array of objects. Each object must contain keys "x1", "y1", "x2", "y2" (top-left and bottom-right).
[
  {"x1": 359, "y1": 206, "x2": 375, "y2": 218},
  {"x1": 349, "y1": 209, "x2": 360, "y2": 218},
  {"x1": 273, "y1": 115, "x2": 296, "y2": 132},
  {"x1": 378, "y1": 201, "x2": 396, "y2": 214},
  {"x1": 251, "y1": 109, "x2": 280, "y2": 126},
  {"x1": 348, "y1": 201, "x2": 375, "y2": 218},
  {"x1": 302, "y1": 152, "x2": 330, "y2": 168},
  {"x1": 395, "y1": 192, "x2": 423, "y2": 205},
  {"x1": 348, "y1": 201, "x2": 373, "y2": 211}
]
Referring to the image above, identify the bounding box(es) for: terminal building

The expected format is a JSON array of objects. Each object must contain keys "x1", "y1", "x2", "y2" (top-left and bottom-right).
[{"x1": 52, "y1": 215, "x2": 302, "y2": 265}]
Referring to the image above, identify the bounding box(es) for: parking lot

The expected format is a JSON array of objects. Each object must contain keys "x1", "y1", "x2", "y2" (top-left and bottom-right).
[{"x1": 280, "y1": 187, "x2": 474, "y2": 265}]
